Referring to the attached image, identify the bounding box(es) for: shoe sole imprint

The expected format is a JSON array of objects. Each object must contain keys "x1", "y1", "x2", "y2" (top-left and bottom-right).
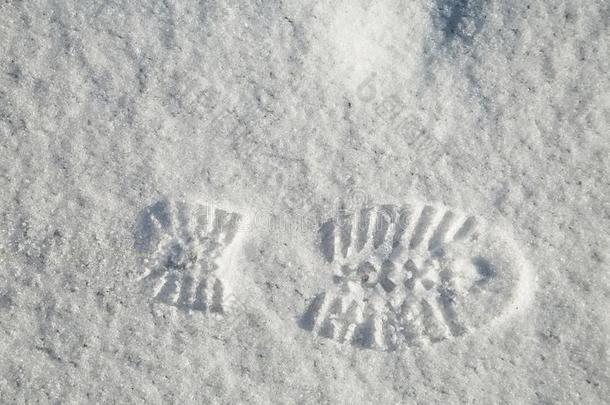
[
  {"x1": 134, "y1": 198, "x2": 247, "y2": 315},
  {"x1": 301, "y1": 201, "x2": 535, "y2": 351}
]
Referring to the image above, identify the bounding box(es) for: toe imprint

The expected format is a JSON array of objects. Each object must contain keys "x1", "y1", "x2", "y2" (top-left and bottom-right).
[{"x1": 301, "y1": 200, "x2": 535, "y2": 351}]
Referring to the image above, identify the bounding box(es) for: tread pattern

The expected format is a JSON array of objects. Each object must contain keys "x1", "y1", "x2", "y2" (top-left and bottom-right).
[
  {"x1": 301, "y1": 202, "x2": 523, "y2": 351},
  {"x1": 134, "y1": 199, "x2": 243, "y2": 314}
]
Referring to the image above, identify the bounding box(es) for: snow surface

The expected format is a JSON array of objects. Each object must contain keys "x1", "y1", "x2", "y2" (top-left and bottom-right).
[{"x1": 0, "y1": 0, "x2": 608, "y2": 403}]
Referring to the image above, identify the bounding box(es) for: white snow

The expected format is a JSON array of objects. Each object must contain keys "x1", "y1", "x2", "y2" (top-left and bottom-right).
[{"x1": 0, "y1": 0, "x2": 608, "y2": 403}]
